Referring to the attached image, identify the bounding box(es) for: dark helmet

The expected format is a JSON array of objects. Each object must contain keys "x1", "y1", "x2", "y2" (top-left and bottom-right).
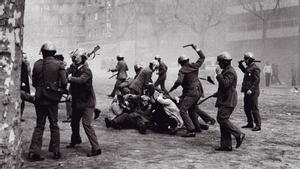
[
  {"x1": 217, "y1": 52, "x2": 232, "y2": 62},
  {"x1": 178, "y1": 55, "x2": 189, "y2": 64}
]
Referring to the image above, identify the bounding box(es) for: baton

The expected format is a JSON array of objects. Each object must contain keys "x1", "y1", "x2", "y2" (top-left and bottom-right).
[
  {"x1": 199, "y1": 76, "x2": 215, "y2": 85},
  {"x1": 197, "y1": 94, "x2": 215, "y2": 105},
  {"x1": 109, "y1": 73, "x2": 118, "y2": 79},
  {"x1": 183, "y1": 44, "x2": 194, "y2": 48}
]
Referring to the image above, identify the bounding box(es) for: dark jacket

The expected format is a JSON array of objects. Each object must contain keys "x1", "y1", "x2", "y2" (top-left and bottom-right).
[
  {"x1": 21, "y1": 60, "x2": 30, "y2": 93},
  {"x1": 157, "y1": 61, "x2": 168, "y2": 80},
  {"x1": 129, "y1": 67, "x2": 153, "y2": 95},
  {"x1": 170, "y1": 50, "x2": 205, "y2": 97},
  {"x1": 238, "y1": 62, "x2": 260, "y2": 94},
  {"x1": 69, "y1": 64, "x2": 96, "y2": 109},
  {"x1": 111, "y1": 60, "x2": 128, "y2": 80},
  {"x1": 215, "y1": 65, "x2": 237, "y2": 108},
  {"x1": 32, "y1": 56, "x2": 67, "y2": 105}
]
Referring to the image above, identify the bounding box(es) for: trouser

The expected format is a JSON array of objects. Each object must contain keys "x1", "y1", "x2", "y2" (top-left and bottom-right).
[
  {"x1": 110, "y1": 79, "x2": 126, "y2": 96},
  {"x1": 66, "y1": 101, "x2": 72, "y2": 118},
  {"x1": 71, "y1": 107, "x2": 100, "y2": 150},
  {"x1": 188, "y1": 107, "x2": 213, "y2": 130},
  {"x1": 29, "y1": 103, "x2": 60, "y2": 155},
  {"x1": 178, "y1": 95, "x2": 200, "y2": 131},
  {"x1": 217, "y1": 106, "x2": 242, "y2": 148},
  {"x1": 194, "y1": 108, "x2": 214, "y2": 123},
  {"x1": 154, "y1": 76, "x2": 168, "y2": 93},
  {"x1": 265, "y1": 73, "x2": 271, "y2": 87},
  {"x1": 244, "y1": 92, "x2": 261, "y2": 127}
]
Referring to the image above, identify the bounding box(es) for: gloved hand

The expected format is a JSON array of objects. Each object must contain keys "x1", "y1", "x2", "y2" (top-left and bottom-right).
[
  {"x1": 246, "y1": 90, "x2": 252, "y2": 95},
  {"x1": 216, "y1": 67, "x2": 222, "y2": 75}
]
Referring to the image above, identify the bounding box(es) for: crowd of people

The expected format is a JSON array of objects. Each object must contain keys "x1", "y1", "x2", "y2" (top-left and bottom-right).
[{"x1": 21, "y1": 41, "x2": 263, "y2": 162}]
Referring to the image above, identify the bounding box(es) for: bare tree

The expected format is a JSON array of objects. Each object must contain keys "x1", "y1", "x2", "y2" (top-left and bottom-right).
[
  {"x1": 173, "y1": 0, "x2": 226, "y2": 49},
  {"x1": 238, "y1": 0, "x2": 282, "y2": 57},
  {"x1": 149, "y1": 0, "x2": 176, "y2": 53},
  {"x1": 0, "y1": 0, "x2": 25, "y2": 168}
]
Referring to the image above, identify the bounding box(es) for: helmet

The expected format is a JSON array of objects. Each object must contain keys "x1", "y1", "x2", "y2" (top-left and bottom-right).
[
  {"x1": 70, "y1": 48, "x2": 87, "y2": 60},
  {"x1": 40, "y1": 41, "x2": 56, "y2": 52},
  {"x1": 154, "y1": 55, "x2": 161, "y2": 60},
  {"x1": 134, "y1": 63, "x2": 142, "y2": 71},
  {"x1": 217, "y1": 52, "x2": 232, "y2": 61},
  {"x1": 149, "y1": 60, "x2": 159, "y2": 69},
  {"x1": 244, "y1": 52, "x2": 254, "y2": 60},
  {"x1": 116, "y1": 55, "x2": 124, "y2": 60},
  {"x1": 178, "y1": 55, "x2": 189, "y2": 64}
]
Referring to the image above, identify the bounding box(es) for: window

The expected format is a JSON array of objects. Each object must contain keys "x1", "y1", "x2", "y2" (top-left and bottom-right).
[{"x1": 95, "y1": 13, "x2": 98, "y2": 20}]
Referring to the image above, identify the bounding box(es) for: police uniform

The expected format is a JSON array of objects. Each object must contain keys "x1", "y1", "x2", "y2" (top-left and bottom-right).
[
  {"x1": 169, "y1": 50, "x2": 205, "y2": 134},
  {"x1": 238, "y1": 61, "x2": 261, "y2": 129},
  {"x1": 109, "y1": 58, "x2": 128, "y2": 97},
  {"x1": 214, "y1": 52, "x2": 245, "y2": 151},
  {"x1": 154, "y1": 60, "x2": 168, "y2": 93},
  {"x1": 29, "y1": 55, "x2": 67, "y2": 156},
  {"x1": 129, "y1": 67, "x2": 154, "y2": 95}
]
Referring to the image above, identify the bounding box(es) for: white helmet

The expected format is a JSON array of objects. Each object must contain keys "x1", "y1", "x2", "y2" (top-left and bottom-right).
[
  {"x1": 150, "y1": 60, "x2": 159, "y2": 69},
  {"x1": 217, "y1": 51, "x2": 232, "y2": 61},
  {"x1": 244, "y1": 52, "x2": 255, "y2": 60},
  {"x1": 70, "y1": 48, "x2": 87, "y2": 59},
  {"x1": 154, "y1": 55, "x2": 161, "y2": 60}
]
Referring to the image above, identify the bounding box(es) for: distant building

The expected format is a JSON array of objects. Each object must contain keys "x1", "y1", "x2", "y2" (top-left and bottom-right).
[
  {"x1": 24, "y1": 0, "x2": 111, "y2": 60},
  {"x1": 225, "y1": 0, "x2": 300, "y2": 83}
]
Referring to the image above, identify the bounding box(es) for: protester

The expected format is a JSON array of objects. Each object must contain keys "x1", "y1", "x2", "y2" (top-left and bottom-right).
[
  {"x1": 20, "y1": 52, "x2": 31, "y2": 122},
  {"x1": 66, "y1": 48, "x2": 101, "y2": 157},
  {"x1": 263, "y1": 62, "x2": 272, "y2": 87}
]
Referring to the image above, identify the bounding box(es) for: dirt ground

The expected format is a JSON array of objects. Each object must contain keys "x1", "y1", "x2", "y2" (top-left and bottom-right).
[{"x1": 21, "y1": 78, "x2": 300, "y2": 169}]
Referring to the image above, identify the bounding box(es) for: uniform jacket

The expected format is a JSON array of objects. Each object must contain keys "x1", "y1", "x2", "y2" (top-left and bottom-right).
[
  {"x1": 215, "y1": 65, "x2": 237, "y2": 108},
  {"x1": 69, "y1": 64, "x2": 96, "y2": 109},
  {"x1": 111, "y1": 60, "x2": 128, "y2": 80},
  {"x1": 170, "y1": 50, "x2": 205, "y2": 97},
  {"x1": 129, "y1": 67, "x2": 153, "y2": 95},
  {"x1": 157, "y1": 61, "x2": 168, "y2": 80},
  {"x1": 32, "y1": 56, "x2": 67, "y2": 105},
  {"x1": 238, "y1": 62, "x2": 260, "y2": 94}
]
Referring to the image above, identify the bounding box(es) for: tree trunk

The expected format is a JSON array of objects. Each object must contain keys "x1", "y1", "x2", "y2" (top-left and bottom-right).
[
  {"x1": 297, "y1": 0, "x2": 300, "y2": 84},
  {"x1": 261, "y1": 19, "x2": 268, "y2": 60},
  {"x1": 0, "y1": 0, "x2": 25, "y2": 168}
]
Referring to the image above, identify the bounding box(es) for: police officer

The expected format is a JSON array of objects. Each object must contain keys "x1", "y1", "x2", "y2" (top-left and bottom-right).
[
  {"x1": 67, "y1": 48, "x2": 102, "y2": 157},
  {"x1": 154, "y1": 55, "x2": 168, "y2": 94},
  {"x1": 238, "y1": 52, "x2": 261, "y2": 131},
  {"x1": 108, "y1": 55, "x2": 129, "y2": 98},
  {"x1": 214, "y1": 52, "x2": 245, "y2": 151},
  {"x1": 168, "y1": 45, "x2": 205, "y2": 137},
  {"x1": 129, "y1": 60, "x2": 158, "y2": 96},
  {"x1": 28, "y1": 42, "x2": 67, "y2": 161}
]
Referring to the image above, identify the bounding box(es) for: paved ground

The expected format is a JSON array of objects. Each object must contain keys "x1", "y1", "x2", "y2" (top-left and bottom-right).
[{"x1": 21, "y1": 79, "x2": 300, "y2": 169}]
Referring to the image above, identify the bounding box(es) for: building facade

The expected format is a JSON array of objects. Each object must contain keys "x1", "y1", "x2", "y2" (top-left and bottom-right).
[{"x1": 225, "y1": 0, "x2": 300, "y2": 84}]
